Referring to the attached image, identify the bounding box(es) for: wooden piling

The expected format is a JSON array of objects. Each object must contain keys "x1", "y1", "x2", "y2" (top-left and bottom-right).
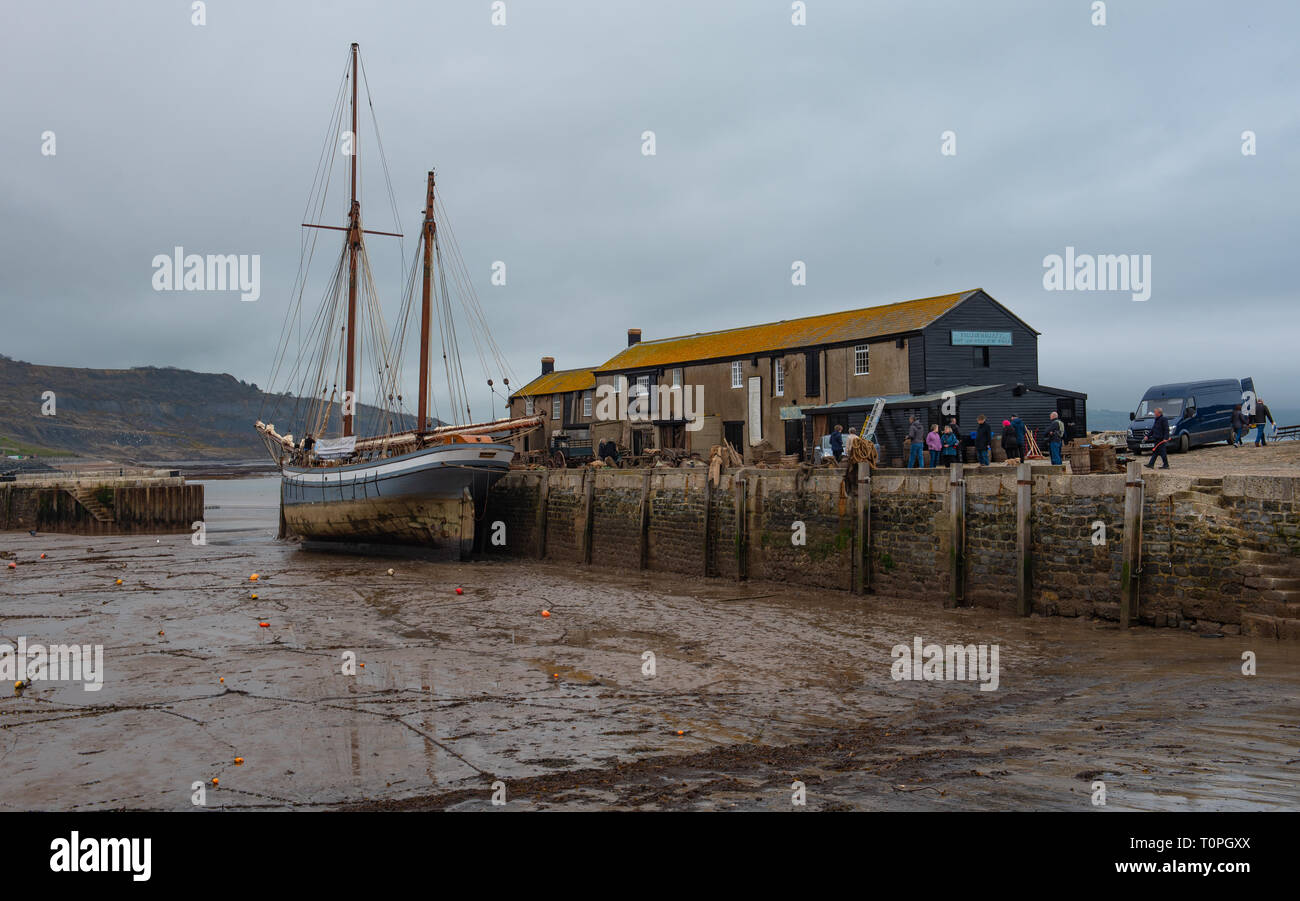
[
  {"x1": 852, "y1": 463, "x2": 872, "y2": 595},
  {"x1": 1121, "y1": 460, "x2": 1145, "y2": 629},
  {"x1": 582, "y1": 468, "x2": 595, "y2": 565},
  {"x1": 535, "y1": 470, "x2": 550, "y2": 559},
  {"x1": 702, "y1": 473, "x2": 714, "y2": 577},
  {"x1": 638, "y1": 469, "x2": 651, "y2": 569},
  {"x1": 733, "y1": 473, "x2": 747, "y2": 581},
  {"x1": 948, "y1": 462, "x2": 965, "y2": 608},
  {"x1": 1015, "y1": 462, "x2": 1032, "y2": 616}
]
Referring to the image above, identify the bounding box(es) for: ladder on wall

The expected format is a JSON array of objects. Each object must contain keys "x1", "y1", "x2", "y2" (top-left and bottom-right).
[{"x1": 861, "y1": 397, "x2": 887, "y2": 443}]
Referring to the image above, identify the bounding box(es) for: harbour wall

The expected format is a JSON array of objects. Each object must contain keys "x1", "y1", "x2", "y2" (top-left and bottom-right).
[
  {"x1": 0, "y1": 481, "x2": 203, "y2": 535},
  {"x1": 485, "y1": 466, "x2": 1300, "y2": 640}
]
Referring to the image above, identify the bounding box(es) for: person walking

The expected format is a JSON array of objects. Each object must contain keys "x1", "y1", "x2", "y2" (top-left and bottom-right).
[
  {"x1": 1001, "y1": 419, "x2": 1021, "y2": 464},
  {"x1": 1254, "y1": 398, "x2": 1275, "y2": 446},
  {"x1": 1231, "y1": 404, "x2": 1248, "y2": 447},
  {"x1": 1010, "y1": 414, "x2": 1027, "y2": 453},
  {"x1": 941, "y1": 425, "x2": 959, "y2": 466},
  {"x1": 907, "y1": 415, "x2": 925, "y2": 469},
  {"x1": 830, "y1": 424, "x2": 845, "y2": 462},
  {"x1": 1145, "y1": 406, "x2": 1171, "y2": 469},
  {"x1": 926, "y1": 424, "x2": 942, "y2": 467},
  {"x1": 975, "y1": 414, "x2": 992, "y2": 465},
  {"x1": 1046, "y1": 411, "x2": 1066, "y2": 465}
]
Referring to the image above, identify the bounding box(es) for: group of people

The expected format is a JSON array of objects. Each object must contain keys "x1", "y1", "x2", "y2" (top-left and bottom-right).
[
  {"x1": 902, "y1": 411, "x2": 1067, "y2": 468},
  {"x1": 1230, "y1": 400, "x2": 1275, "y2": 448}
]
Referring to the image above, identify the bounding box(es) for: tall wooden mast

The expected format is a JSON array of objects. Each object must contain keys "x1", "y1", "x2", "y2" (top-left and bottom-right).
[
  {"x1": 417, "y1": 170, "x2": 436, "y2": 434},
  {"x1": 343, "y1": 41, "x2": 360, "y2": 437}
]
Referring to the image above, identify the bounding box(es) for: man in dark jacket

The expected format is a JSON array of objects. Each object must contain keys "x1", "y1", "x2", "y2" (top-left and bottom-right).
[
  {"x1": 1046, "y1": 412, "x2": 1066, "y2": 465},
  {"x1": 1231, "y1": 405, "x2": 1248, "y2": 447},
  {"x1": 830, "y1": 424, "x2": 845, "y2": 462},
  {"x1": 1145, "y1": 407, "x2": 1171, "y2": 469},
  {"x1": 907, "y1": 415, "x2": 925, "y2": 468},
  {"x1": 1254, "y1": 399, "x2": 1275, "y2": 446},
  {"x1": 975, "y1": 414, "x2": 992, "y2": 465}
]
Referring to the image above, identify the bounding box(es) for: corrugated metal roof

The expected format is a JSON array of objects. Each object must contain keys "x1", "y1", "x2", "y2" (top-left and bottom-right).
[
  {"x1": 595, "y1": 290, "x2": 978, "y2": 372},
  {"x1": 511, "y1": 368, "x2": 596, "y2": 398}
]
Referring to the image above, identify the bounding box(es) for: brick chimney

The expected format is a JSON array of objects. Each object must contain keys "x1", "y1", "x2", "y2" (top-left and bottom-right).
[
  {"x1": 627, "y1": 328, "x2": 642, "y2": 347},
  {"x1": 541, "y1": 356, "x2": 555, "y2": 375}
]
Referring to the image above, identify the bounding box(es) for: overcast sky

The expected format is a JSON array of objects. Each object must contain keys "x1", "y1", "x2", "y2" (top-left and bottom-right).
[{"x1": 3, "y1": 0, "x2": 1297, "y2": 415}]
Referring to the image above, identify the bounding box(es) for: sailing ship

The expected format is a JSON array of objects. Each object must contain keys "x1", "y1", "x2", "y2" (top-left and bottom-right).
[{"x1": 255, "y1": 43, "x2": 540, "y2": 555}]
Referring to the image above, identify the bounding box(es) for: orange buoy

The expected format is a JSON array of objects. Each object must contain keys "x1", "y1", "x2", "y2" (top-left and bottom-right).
[
  {"x1": 40, "y1": 553, "x2": 46, "y2": 559},
  {"x1": 258, "y1": 622, "x2": 270, "y2": 628},
  {"x1": 115, "y1": 578, "x2": 123, "y2": 585},
  {"x1": 7, "y1": 562, "x2": 16, "y2": 569},
  {"x1": 211, "y1": 778, "x2": 219, "y2": 786},
  {"x1": 455, "y1": 587, "x2": 464, "y2": 595},
  {"x1": 234, "y1": 757, "x2": 244, "y2": 766},
  {"x1": 541, "y1": 609, "x2": 551, "y2": 617},
  {"x1": 219, "y1": 677, "x2": 224, "y2": 684},
  {"x1": 157, "y1": 630, "x2": 165, "y2": 637},
  {"x1": 250, "y1": 593, "x2": 258, "y2": 599},
  {"x1": 359, "y1": 662, "x2": 365, "y2": 668},
  {"x1": 249, "y1": 574, "x2": 259, "y2": 581},
  {"x1": 676, "y1": 730, "x2": 684, "y2": 736}
]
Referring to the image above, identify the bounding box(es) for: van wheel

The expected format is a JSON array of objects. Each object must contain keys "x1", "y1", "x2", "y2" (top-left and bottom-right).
[{"x1": 1178, "y1": 433, "x2": 1190, "y2": 453}]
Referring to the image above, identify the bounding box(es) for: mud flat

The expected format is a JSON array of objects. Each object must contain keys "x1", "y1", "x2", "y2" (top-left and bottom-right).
[{"x1": 0, "y1": 487, "x2": 1296, "y2": 811}]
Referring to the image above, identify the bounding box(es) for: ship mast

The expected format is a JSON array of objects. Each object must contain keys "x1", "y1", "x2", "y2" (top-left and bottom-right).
[
  {"x1": 343, "y1": 41, "x2": 360, "y2": 438},
  {"x1": 418, "y1": 170, "x2": 435, "y2": 434}
]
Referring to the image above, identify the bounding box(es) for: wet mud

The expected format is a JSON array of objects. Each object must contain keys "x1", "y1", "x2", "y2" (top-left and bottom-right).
[{"x1": 1, "y1": 485, "x2": 1296, "y2": 811}]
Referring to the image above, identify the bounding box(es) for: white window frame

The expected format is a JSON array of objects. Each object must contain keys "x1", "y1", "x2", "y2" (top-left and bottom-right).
[
  {"x1": 731, "y1": 361, "x2": 743, "y2": 389},
  {"x1": 582, "y1": 390, "x2": 593, "y2": 418},
  {"x1": 525, "y1": 396, "x2": 534, "y2": 416},
  {"x1": 552, "y1": 395, "x2": 561, "y2": 419},
  {"x1": 774, "y1": 360, "x2": 785, "y2": 397},
  {"x1": 854, "y1": 344, "x2": 869, "y2": 376},
  {"x1": 672, "y1": 368, "x2": 683, "y2": 388}
]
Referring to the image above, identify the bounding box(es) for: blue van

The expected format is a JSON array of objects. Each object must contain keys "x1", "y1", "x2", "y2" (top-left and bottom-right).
[{"x1": 1127, "y1": 378, "x2": 1250, "y2": 454}]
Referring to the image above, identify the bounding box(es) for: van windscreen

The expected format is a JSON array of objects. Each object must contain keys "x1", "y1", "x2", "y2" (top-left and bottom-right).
[{"x1": 1136, "y1": 398, "x2": 1184, "y2": 418}]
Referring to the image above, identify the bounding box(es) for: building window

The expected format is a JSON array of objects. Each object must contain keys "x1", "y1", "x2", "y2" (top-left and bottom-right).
[
  {"x1": 774, "y1": 360, "x2": 784, "y2": 396},
  {"x1": 804, "y1": 350, "x2": 820, "y2": 397},
  {"x1": 981, "y1": 347, "x2": 991, "y2": 368},
  {"x1": 854, "y1": 344, "x2": 869, "y2": 376},
  {"x1": 582, "y1": 390, "x2": 593, "y2": 418},
  {"x1": 552, "y1": 396, "x2": 560, "y2": 420},
  {"x1": 731, "y1": 361, "x2": 743, "y2": 388},
  {"x1": 525, "y1": 396, "x2": 534, "y2": 416},
  {"x1": 672, "y1": 368, "x2": 682, "y2": 388}
]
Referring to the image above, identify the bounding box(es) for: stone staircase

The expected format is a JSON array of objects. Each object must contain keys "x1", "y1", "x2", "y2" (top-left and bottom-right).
[
  {"x1": 66, "y1": 487, "x2": 116, "y2": 523},
  {"x1": 1234, "y1": 549, "x2": 1300, "y2": 639}
]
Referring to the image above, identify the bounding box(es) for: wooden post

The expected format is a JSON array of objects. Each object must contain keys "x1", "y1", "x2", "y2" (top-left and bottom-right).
[
  {"x1": 852, "y1": 463, "x2": 872, "y2": 595},
  {"x1": 948, "y1": 462, "x2": 965, "y2": 608},
  {"x1": 733, "y1": 473, "x2": 747, "y2": 581},
  {"x1": 1015, "y1": 462, "x2": 1032, "y2": 616},
  {"x1": 638, "y1": 470, "x2": 652, "y2": 569},
  {"x1": 1121, "y1": 460, "x2": 1144, "y2": 629},
  {"x1": 702, "y1": 473, "x2": 714, "y2": 577},
  {"x1": 535, "y1": 470, "x2": 550, "y2": 559},
  {"x1": 582, "y1": 468, "x2": 595, "y2": 565}
]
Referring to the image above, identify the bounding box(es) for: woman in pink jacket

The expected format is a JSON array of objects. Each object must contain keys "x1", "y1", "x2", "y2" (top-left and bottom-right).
[{"x1": 925, "y1": 424, "x2": 942, "y2": 467}]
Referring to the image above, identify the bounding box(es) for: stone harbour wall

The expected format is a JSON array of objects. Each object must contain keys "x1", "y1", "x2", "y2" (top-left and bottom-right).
[{"x1": 484, "y1": 466, "x2": 1300, "y2": 639}]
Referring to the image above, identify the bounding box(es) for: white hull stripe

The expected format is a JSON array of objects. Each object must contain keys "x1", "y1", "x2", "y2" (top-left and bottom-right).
[{"x1": 284, "y1": 446, "x2": 513, "y2": 485}]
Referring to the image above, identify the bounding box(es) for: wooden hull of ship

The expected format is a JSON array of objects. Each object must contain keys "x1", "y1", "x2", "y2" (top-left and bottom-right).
[{"x1": 280, "y1": 441, "x2": 514, "y2": 556}]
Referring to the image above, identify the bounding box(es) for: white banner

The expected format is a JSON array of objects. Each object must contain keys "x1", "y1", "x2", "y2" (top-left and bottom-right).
[{"x1": 314, "y1": 436, "x2": 356, "y2": 459}]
